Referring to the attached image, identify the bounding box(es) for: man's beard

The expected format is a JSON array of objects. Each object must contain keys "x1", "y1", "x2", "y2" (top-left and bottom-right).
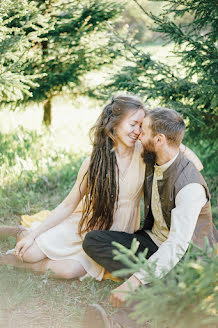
[{"x1": 141, "y1": 140, "x2": 157, "y2": 166}]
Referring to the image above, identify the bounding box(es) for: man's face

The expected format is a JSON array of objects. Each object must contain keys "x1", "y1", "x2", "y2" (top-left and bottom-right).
[{"x1": 139, "y1": 116, "x2": 157, "y2": 165}]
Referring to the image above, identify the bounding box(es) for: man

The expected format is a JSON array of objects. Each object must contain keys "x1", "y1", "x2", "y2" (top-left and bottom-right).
[{"x1": 82, "y1": 107, "x2": 217, "y2": 328}]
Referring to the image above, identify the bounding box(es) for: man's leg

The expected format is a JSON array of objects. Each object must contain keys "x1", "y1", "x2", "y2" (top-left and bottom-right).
[
  {"x1": 83, "y1": 230, "x2": 158, "y2": 274},
  {"x1": 83, "y1": 230, "x2": 157, "y2": 328}
]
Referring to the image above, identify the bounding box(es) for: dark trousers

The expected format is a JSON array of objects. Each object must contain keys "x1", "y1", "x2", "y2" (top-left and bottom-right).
[
  {"x1": 82, "y1": 230, "x2": 158, "y2": 328},
  {"x1": 83, "y1": 229, "x2": 158, "y2": 274}
]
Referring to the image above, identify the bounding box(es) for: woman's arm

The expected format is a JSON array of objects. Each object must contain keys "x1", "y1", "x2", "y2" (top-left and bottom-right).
[
  {"x1": 180, "y1": 144, "x2": 203, "y2": 171},
  {"x1": 15, "y1": 157, "x2": 90, "y2": 257}
]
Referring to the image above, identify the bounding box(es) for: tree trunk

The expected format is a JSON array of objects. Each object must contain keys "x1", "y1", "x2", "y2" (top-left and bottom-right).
[{"x1": 43, "y1": 98, "x2": 52, "y2": 125}]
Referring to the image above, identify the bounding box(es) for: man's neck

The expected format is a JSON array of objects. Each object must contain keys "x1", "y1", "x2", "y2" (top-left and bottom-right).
[{"x1": 156, "y1": 146, "x2": 179, "y2": 166}]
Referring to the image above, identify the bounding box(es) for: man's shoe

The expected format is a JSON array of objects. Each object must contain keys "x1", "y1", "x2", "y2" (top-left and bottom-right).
[{"x1": 83, "y1": 303, "x2": 122, "y2": 328}]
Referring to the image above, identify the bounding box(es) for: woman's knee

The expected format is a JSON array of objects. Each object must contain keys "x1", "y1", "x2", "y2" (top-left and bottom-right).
[
  {"x1": 22, "y1": 243, "x2": 46, "y2": 263},
  {"x1": 22, "y1": 249, "x2": 38, "y2": 263}
]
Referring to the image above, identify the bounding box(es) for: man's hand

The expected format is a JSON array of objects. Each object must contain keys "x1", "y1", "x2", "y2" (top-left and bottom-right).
[{"x1": 110, "y1": 275, "x2": 142, "y2": 308}]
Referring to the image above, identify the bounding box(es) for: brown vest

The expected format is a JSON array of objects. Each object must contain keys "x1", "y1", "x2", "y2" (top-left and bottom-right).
[{"x1": 143, "y1": 151, "x2": 217, "y2": 248}]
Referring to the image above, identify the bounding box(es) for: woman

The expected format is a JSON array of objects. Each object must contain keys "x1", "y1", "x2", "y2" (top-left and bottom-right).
[{"x1": 0, "y1": 95, "x2": 202, "y2": 280}]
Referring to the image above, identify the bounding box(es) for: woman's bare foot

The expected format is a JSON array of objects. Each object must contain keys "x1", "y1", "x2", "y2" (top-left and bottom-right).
[
  {"x1": 0, "y1": 252, "x2": 46, "y2": 272},
  {"x1": 0, "y1": 225, "x2": 28, "y2": 240},
  {"x1": 0, "y1": 253, "x2": 22, "y2": 266},
  {"x1": 0, "y1": 253, "x2": 86, "y2": 279}
]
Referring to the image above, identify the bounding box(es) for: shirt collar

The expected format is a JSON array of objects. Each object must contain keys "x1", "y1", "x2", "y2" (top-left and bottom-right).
[{"x1": 154, "y1": 152, "x2": 179, "y2": 177}]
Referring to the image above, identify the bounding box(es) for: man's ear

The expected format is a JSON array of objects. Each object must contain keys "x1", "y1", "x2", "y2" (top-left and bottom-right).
[{"x1": 155, "y1": 133, "x2": 166, "y2": 146}]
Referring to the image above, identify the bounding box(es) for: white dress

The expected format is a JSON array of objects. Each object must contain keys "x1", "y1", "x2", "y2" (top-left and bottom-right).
[{"x1": 35, "y1": 142, "x2": 145, "y2": 280}]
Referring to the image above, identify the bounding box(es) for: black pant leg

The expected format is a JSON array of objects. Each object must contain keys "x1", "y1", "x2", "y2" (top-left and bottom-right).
[{"x1": 82, "y1": 230, "x2": 158, "y2": 274}]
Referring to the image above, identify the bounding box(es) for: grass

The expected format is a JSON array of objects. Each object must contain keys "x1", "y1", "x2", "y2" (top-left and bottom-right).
[{"x1": 0, "y1": 265, "x2": 117, "y2": 328}]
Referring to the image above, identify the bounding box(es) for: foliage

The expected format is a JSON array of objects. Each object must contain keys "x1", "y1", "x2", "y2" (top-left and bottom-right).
[
  {"x1": 24, "y1": 0, "x2": 121, "y2": 102},
  {"x1": 0, "y1": 0, "x2": 122, "y2": 124},
  {"x1": 0, "y1": 0, "x2": 49, "y2": 103},
  {"x1": 115, "y1": 0, "x2": 164, "y2": 42},
  {"x1": 0, "y1": 98, "x2": 100, "y2": 219},
  {"x1": 107, "y1": 0, "x2": 218, "y2": 171},
  {"x1": 112, "y1": 239, "x2": 218, "y2": 328},
  {"x1": 0, "y1": 127, "x2": 83, "y2": 217}
]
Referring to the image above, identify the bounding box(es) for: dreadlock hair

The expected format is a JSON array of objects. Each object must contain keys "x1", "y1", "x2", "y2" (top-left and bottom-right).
[{"x1": 78, "y1": 94, "x2": 145, "y2": 236}]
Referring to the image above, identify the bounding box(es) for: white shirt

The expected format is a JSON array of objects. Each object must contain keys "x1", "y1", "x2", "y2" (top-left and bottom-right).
[{"x1": 134, "y1": 154, "x2": 207, "y2": 284}]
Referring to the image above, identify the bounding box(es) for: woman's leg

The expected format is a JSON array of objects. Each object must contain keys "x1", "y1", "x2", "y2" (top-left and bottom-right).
[
  {"x1": 1, "y1": 234, "x2": 86, "y2": 279},
  {"x1": 0, "y1": 253, "x2": 86, "y2": 279},
  {"x1": 0, "y1": 225, "x2": 28, "y2": 240},
  {"x1": 1, "y1": 225, "x2": 87, "y2": 279},
  {"x1": 21, "y1": 240, "x2": 47, "y2": 262},
  {"x1": 45, "y1": 259, "x2": 86, "y2": 279}
]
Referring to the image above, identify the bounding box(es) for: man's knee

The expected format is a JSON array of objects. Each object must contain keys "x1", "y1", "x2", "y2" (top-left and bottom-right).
[{"x1": 82, "y1": 230, "x2": 101, "y2": 258}]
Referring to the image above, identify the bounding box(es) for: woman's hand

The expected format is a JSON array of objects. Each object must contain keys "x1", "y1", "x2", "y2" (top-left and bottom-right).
[
  {"x1": 15, "y1": 233, "x2": 35, "y2": 260},
  {"x1": 180, "y1": 144, "x2": 203, "y2": 171}
]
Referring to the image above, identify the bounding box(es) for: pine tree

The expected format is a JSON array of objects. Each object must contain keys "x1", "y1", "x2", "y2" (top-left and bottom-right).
[
  {"x1": 108, "y1": 0, "x2": 218, "y2": 170},
  {"x1": 1, "y1": 0, "x2": 121, "y2": 125},
  {"x1": 0, "y1": 0, "x2": 50, "y2": 104}
]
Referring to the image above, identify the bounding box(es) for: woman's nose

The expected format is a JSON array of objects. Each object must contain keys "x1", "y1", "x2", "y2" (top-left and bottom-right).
[{"x1": 134, "y1": 125, "x2": 141, "y2": 135}]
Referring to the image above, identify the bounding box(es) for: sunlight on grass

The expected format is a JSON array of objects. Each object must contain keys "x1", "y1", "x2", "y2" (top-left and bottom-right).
[{"x1": 2, "y1": 95, "x2": 102, "y2": 155}]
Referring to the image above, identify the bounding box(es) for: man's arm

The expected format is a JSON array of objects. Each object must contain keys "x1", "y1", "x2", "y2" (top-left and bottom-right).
[{"x1": 110, "y1": 183, "x2": 207, "y2": 306}]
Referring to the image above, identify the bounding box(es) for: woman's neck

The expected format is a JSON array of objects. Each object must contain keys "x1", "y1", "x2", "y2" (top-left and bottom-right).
[{"x1": 115, "y1": 143, "x2": 134, "y2": 159}]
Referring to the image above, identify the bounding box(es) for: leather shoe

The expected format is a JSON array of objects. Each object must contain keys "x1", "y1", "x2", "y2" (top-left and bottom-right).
[{"x1": 83, "y1": 303, "x2": 123, "y2": 328}]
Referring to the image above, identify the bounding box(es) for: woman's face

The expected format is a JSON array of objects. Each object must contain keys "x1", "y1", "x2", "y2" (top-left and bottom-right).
[{"x1": 114, "y1": 109, "x2": 145, "y2": 148}]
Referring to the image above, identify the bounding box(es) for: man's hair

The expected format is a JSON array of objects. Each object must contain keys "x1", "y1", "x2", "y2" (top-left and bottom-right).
[{"x1": 146, "y1": 107, "x2": 186, "y2": 146}]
